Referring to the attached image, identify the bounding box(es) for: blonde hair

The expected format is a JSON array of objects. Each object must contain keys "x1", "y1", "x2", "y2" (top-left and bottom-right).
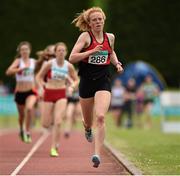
[
  {"x1": 35, "y1": 44, "x2": 55, "y2": 74},
  {"x1": 72, "y1": 7, "x2": 106, "y2": 31},
  {"x1": 44, "y1": 44, "x2": 55, "y2": 53}
]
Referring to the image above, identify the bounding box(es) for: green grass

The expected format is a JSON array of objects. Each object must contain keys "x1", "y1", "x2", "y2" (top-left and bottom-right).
[
  {"x1": 105, "y1": 113, "x2": 180, "y2": 175},
  {"x1": 0, "y1": 116, "x2": 18, "y2": 129},
  {"x1": 0, "y1": 115, "x2": 83, "y2": 130}
]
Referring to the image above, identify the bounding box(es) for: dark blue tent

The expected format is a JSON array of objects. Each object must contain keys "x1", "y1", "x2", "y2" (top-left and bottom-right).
[{"x1": 118, "y1": 61, "x2": 166, "y2": 90}]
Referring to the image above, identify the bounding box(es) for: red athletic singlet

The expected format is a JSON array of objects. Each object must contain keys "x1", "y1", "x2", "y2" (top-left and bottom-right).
[{"x1": 78, "y1": 31, "x2": 112, "y2": 79}]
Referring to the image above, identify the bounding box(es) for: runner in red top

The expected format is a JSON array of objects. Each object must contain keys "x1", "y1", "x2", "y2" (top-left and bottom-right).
[
  {"x1": 69, "y1": 7, "x2": 123, "y2": 168},
  {"x1": 82, "y1": 31, "x2": 112, "y2": 65}
]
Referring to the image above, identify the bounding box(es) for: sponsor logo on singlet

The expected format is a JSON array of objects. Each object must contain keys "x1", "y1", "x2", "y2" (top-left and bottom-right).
[
  {"x1": 88, "y1": 50, "x2": 108, "y2": 65},
  {"x1": 52, "y1": 68, "x2": 67, "y2": 80},
  {"x1": 21, "y1": 68, "x2": 34, "y2": 76}
]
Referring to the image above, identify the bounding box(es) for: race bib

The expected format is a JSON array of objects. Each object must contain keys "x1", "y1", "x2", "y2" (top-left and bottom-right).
[
  {"x1": 88, "y1": 50, "x2": 108, "y2": 65},
  {"x1": 23, "y1": 68, "x2": 33, "y2": 76},
  {"x1": 52, "y1": 69, "x2": 66, "y2": 80}
]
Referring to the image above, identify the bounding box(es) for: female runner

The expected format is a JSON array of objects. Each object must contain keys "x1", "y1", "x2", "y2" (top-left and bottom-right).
[
  {"x1": 6, "y1": 41, "x2": 37, "y2": 143},
  {"x1": 69, "y1": 7, "x2": 123, "y2": 167},
  {"x1": 36, "y1": 42, "x2": 79, "y2": 156}
]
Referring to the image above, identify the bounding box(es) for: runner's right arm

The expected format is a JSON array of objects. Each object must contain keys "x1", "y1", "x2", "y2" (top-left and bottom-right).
[
  {"x1": 35, "y1": 61, "x2": 51, "y2": 91},
  {"x1": 6, "y1": 59, "x2": 27, "y2": 76},
  {"x1": 69, "y1": 32, "x2": 103, "y2": 63}
]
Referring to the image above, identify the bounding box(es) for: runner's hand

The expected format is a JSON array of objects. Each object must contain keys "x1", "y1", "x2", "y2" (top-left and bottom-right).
[
  {"x1": 91, "y1": 45, "x2": 103, "y2": 54},
  {"x1": 17, "y1": 66, "x2": 29, "y2": 74},
  {"x1": 67, "y1": 86, "x2": 74, "y2": 96},
  {"x1": 116, "y1": 62, "x2": 123, "y2": 73},
  {"x1": 38, "y1": 87, "x2": 44, "y2": 99}
]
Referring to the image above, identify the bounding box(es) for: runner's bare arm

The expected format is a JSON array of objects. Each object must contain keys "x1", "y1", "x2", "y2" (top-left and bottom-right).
[
  {"x1": 35, "y1": 61, "x2": 51, "y2": 89},
  {"x1": 69, "y1": 32, "x2": 103, "y2": 63},
  {"x1": 6, "y1": 59, "x2": 22, "y2": 76},
  {"x1": 107, "y1": 33, "x2": 123, "y2": 73},
  {"x1": 67, "y1": 63, "x2": 79, "y2": 90}
]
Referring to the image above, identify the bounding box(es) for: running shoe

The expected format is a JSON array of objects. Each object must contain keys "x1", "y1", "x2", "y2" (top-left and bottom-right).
[
  {"x1": 24, "y1": 133, "x2": 32, "y2": 143},
  {"x1": 85, "y1": 128, "x2": 93, "y2": 142},
  {"x1": 50, "y1": 147, "x2": 59, "y2": 157},
  {"x1": 19, "y1": 130, "x2": 25, "y2": 142},
  {"x1": 92, "y1": 155, "x2": 101, "y2": 168}
]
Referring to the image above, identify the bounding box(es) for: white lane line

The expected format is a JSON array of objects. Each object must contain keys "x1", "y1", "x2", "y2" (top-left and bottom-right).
[{"x1": 10, "y1": 131, "x2": 49, "y2": 176}]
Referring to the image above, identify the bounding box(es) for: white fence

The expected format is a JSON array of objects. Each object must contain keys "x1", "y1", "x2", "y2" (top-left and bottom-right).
[{"x1": 160, "y1": 91, "x2": 180, "y2": 133}]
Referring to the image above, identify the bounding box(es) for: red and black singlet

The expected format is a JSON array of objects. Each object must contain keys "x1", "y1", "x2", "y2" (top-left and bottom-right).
[{"x1": 78, "y1": 31, "x2": 112, "y2": 79}]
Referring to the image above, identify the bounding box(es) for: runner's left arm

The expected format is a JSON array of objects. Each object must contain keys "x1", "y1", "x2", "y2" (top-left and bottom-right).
[
  {"x1": 67, "y1": 63, "x2": 79, "y2": 90},
  {"x1": 108, "y1": 33, "x2": 123, "y2": 73}
]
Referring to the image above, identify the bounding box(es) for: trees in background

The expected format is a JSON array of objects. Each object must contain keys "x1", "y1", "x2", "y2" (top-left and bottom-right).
[
  {"x1": 0, "y1": 0, "x2": 179, "y2": 87},
  {"x1": 0, "y1": 0, "x2": 87, "y2": 88},
  {"x1": 107, "y1": 0, "x2": 180, "y2": 87}
]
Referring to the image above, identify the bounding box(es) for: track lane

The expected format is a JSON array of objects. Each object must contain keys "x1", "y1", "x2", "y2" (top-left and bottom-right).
[
  {"x1": 19, "y1": 131, "x2": 129, "y2": 175},
  {"x1": 0, "y1": 130, "x2": 42, "y2": 175}
]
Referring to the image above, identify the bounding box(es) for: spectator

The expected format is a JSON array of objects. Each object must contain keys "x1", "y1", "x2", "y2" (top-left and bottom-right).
[
  {"x1": 141, "y1": 75, "x2": 159, "y2": 128},
  {"x1": 0, "y1": 80, "x2": 9, "y2": 96},
  {"x1": 135, "y1": 86, "x2": 144, "y2": 127},
  {"x1": 123, "y1": 78, "x2": 136, "y2": 128},
  {"x1": 110, "y1": 79, "x2": 125, "y2": 127}
]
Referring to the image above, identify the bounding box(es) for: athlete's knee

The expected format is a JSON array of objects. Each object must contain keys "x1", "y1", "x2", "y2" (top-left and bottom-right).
[
  {"x1": 42, "y1": 124, "x2": 49, "y2": 129},
  {"x1": 41, "y1": 118, "x2": 51, "y2": 128},
  {"x1": 54, "y1": 119, "x2": 62, "y2": 127},
  {"x1": 96, "y1": 114, "x2": 105, "y2": 126},
  {"x1": 26, "y1": 106, "x2": 34, "y2": 113},
  {"x1": 54, "y1": 122, "x2": 61, "y2": 128},
  {"x1": 42, "y1": 121, "x2": 51, "y2": 129}
]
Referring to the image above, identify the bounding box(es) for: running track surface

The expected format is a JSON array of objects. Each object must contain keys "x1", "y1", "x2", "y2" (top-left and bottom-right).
[{"x1": 0, "y1": 130, "x2": 129, "y2": 175}]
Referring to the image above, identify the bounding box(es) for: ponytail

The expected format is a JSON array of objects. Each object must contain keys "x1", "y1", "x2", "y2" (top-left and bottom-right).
[{"x1": 72, "y1": 7, "x2": 106, "y2": 31}]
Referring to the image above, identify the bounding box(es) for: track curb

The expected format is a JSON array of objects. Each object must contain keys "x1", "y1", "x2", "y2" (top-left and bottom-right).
[{"x1": 104, "y1": 141, "x2": 143, "y2": 175}]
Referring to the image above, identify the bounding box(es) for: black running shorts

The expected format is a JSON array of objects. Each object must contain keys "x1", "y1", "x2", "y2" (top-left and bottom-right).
[
  {"x1": 15, "y1": 89, "x2": 37, "y2": 105},
  {"x1": 79, "y1": 76, "x2": 111, "y2": 98}
]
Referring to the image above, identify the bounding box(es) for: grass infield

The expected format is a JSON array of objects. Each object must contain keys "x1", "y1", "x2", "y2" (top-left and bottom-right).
[{"x1": 105, "y1": 113, "x2": 180, "y2": 175}]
